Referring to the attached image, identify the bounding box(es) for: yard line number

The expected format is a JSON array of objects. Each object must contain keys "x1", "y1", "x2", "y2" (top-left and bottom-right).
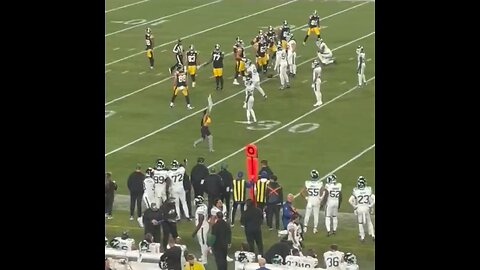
[{"x1": 246, "y1": 120, "x2": 319, "y2": 133}]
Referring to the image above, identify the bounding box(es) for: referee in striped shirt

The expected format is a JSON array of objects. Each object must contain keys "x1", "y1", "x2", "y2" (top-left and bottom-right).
[{"x1": 169, "y1": 39, "x2": 184, "y2": 74}]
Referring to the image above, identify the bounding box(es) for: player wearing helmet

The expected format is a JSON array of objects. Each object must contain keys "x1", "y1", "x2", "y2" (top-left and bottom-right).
[
  {"x1": 303, "y1": 10, "x2": 321, "y2": 45},
  {"x1": 280, "y1": 20, "x2": 290, "y2": 49},
  {"x1": 191, "y1": 196, "x2": 210, "y2": 264},
  {"x1": 349, "y1": 176, "x2": 375, "y2": 242},
  {"x1": 299, "y1": 170, "x2": 325, "y2": 234},
  {"x1": 356, "y1": 46, "x2": 367, "y2": 87},
  {"x1": 186, "y1": 45, "x2": 199, "y2": 88},
  {"x1": 324, "y1": 174, "x2": 342, "y2": 236},
  {"x1": 170, "y1": 64, "x2": 194, "y2": 109},
  {"x1": 243, "y1": 76, "x2": 257, "y2": 124},
  {"x1": 169, "y1": 39, "x2": 184, "y2": 74},
  {"x1": 316, "y1": 39, "x2": 335, "y2": 65},
  {"x1": 203, "y1": 44, "x2": 225, "y2": 91},
  {"x1": 168, "y1": 160, "x2": 190, "y2": 220},
  {"x1": 233, "y1": 39, "x2": 246, "y2": 85},
  {"x1": 145, "y1": 27, "x2": 155, "y2": 69},
  {"x1": 311, "y1": 59, "x2": 323, "y2": 107}
]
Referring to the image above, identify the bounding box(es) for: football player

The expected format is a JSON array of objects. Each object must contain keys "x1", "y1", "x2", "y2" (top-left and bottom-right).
[
  {"x1": 233, "y1": 39, "x2": 246, "y2": 85},
  {"x1": 287, "y1": 213, "x2": 302, "y2": 250},
  {"x1": 191, "y1": 196, "x2": 210, "y2": 264},
  {"x1": 356, "y1": 46, "x2": 367, "y2": 87},
  {"x1": 203, "y1": 44, "x2": 225, "y2": 91},
  {"x1": 256, "y1": 39, "x2": 269, "y2": 74},
  {"x1": 170, "y1": 64, "x2": 194, "y2": 109},
  {"x1": 349, "y1": 176, "x2": 375, "y2": 242},
  {"x1": 152, "y1": 159, "x2": 170, "y2": 207},
  {"x1": 285, "y1": 249, "x2": 319, "y2": 268},
  {"x1": 169, "y1": 39, "x2": 184, "y2": 74},
  {"x1": 266, "y1": 26, "x2": 278, "y2": 67},
  {"x1": 244, "y1": 58, "x2": 267, "y2": 99},
  {"x1": 243, "y1": 77, "x2": 257, "y2": 124},
  {"x1": 143, "y1": 167, "x2": 155, "y2": 209},
  {"x1": 138, "y1": 233, "x2": 161, "y2": 254},
  {"x1": 286, "y1": 33, "x2": 297, "y2": 77},
  {"x1": 145, "y1": 27, "x2": 155, "y2": 69},
  {"x1": 316, "y1": 39, "x2": 335, "y2": 65},
  {"x1": 344, "y1": 253, "x2": 359, "y2": 270},
  {"x1": 279, "y1": 20, "x2": 291, "y2": 49},
  {"x1": 311, "y1": 59, "x2": 323, "y2": 107},
  {"x1": 299, "y1": 170, "x2": 324, "y2": 234},
  {"x1": 323, "y1": 244, "x2": 344, "y2": 270},
  {"x1": 274, "y1": 44, "x2": 290, "y2": 90},
  {"x1": 324, "y1": 174, "x2": 342, "y2": 236},
  {"x1": 168, "y1": 160, "x2": 190, "y2": 220},
  {"x1": 186, "y1": 45, "x2": 199, "y2": 88},
  {"x1": 110, "y1": 231, "x2": 136, "y2": 251},
  {"x1": 234, "y1": 242, "x2": 256, "y2": 269},
  {"x1": 303, "y1": 10, "x2": 321, "y2": 45}
]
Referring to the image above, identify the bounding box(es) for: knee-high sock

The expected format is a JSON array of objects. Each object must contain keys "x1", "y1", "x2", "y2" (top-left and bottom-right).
[{"x1": 207, "y1": 135, "x2": 213, "y2": 151}]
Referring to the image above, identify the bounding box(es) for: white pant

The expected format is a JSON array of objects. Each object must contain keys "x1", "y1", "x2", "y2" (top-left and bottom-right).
[
  {"x1": 318, "y1": 51, "x2": 334, "y2": 65},
  {"x1": 143, "y1": 194, "x2": 155, "y2": 209},
  {"x1": 246, "y1": 95, "x2": 254, "y2": 111},
  {"x1": 197, "y1": 226, "x2": 209, "y2": 263},
  {"x1": 287, "y1": 51, "x2": 296, "y2": 74},
  {"x1": 357, "y1": 63, "x2": 366, "y2": 76},
  {"x1": 304, "y1": 202, "x2": 320, "y2": 229},
  {"x1": 356, "y1": 205, "x2": 375, "y2": 238},
  {"x1": 155, "y1": 189, "x2": 167, "y2": 207},
  {"x1": 279, "y1": 61, "x2": 289, "y2": 86},
  {"x1": 253, "y1": 81, "x2": 266, "y2": 97},
  {"x1": 325, "y1": 202, "x2": 339, "y2": 217},
  {"x1": 172, "y1": 189, "x2": 190, "y2": 218}
]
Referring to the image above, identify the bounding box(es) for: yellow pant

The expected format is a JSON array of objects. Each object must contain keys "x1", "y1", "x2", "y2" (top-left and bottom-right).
[
  {"x1": 173, "y1": 86, "x2": 189, "y2": 96},
  {"x1": 236, "y1": 60, "x2": 245, "y2": 72},
  {"x1": 213, "y1": 68, "x2": 223, "y2": 77},
  {"x1": 256, "y1": 55, "x2": 267, "y2": 66},
  {"x1": 146, "y1": 49, "x2": 153, "y2": 58},
  {"x1": 307, "y1": 27, "x2": 320, "y2": 36},
  {"x1": 187, "y1": 65, "x2": 196, "y2": 75}
]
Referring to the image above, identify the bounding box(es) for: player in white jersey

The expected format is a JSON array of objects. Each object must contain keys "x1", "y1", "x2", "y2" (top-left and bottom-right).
[
  {"x1": 287, "y1": 213, "x2": 302, "y2": 250},
  {"x1": 143, "y1": 168, "x2": 156, "y2": 209},
  {"x1": 109, "y1": 231, "x2": 136, "y2": 251},
  {"x1": 299, "y1": 170, "x2": 325, "y2": 234},
  {"x1": 138, "y1": 233, "x2": 161, "y2": 254},
  {"x1": 316, "y1": 39, "x2": 335, "y2": 65},
  {"x1": 343, "y1": 253, "x2": 359, "y2": 270},
  {"x1": 168, "y1": 160, "x2": 190, "y2": 220},
  {"x1": 153, "y1": 159, "x2": 170, "y2": 206},
  {"x1": 285, "y1": 254, "x2": 318, "y2": 268},
  {"x1": 286, "y1": 33, "x2": 297, "y2": 77},
  {"x1": 349, "y1": 176, "x2": 375, "y2": 242},
  {"x1": 323, "y1": 244, "x2": 344, "y2": 270},
  {"x1": 356, "y1": 46, "x2": 367, "y2": 87},
  {"x1": 311, "y1": 59, "x2": 323, "y2": 107},
  {"x1": 274, "y1": 43, "x2": 290, "y2": 90},
  {"x1": 210, "y1": 198, "x2": 228, "y2": 222},
  {"x1": 244, "y1": 58, "x2": 267, "y2": 99},
  {"x1": 324, "y1": 174, "x2": 342, "y2": 236},
  {"x1": 243, "y1": 77, "x2": 257, "y2": 124},
  {"x1": 191, "y1": 196, "x2": 210, "y2": 264}
]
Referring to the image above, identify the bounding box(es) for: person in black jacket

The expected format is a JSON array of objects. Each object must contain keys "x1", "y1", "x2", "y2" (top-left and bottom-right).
[
  {"x1": 264, "y1": 238, "x2": 294, "y2": 263},
  {"x1": 240, "y1": 199, "x2": 264, "y2": 256},
  {"x1": 258, "y1": 160, "x2": 274, "y2": 179},
  {"x1": 127, "y1": 164, "x2": 145, "y2": 220},
  {"x1": 211, "y1": 211, "x2": 231, "y2": 270},
  {"x1": 160, "y1": 197, "x2": 179, "y2": 250},
  {"x1": 105, "y1": 172, "x2": 118, "y2": 219},
  {"x1": 202, "y1": 167, "x2": 224, "y2": 216},
  {"x1": 142, "y1": 202, "x2": 162, "y2": 243},
  {"x1": 160, "y1": 236, "x2": 183, "y2": 270},
  {"x1": 182, "y1": 169, "x2": 193, "y2": 219},
  {"x1": 266, "y1": 175, "x2": 283, "y2": 230},
  {"x1": 218, "y1": 163, "x2": 233, "y2": 219},
  {"x1": 190, "y1": 157, "x2": 209, "y2": 197}
]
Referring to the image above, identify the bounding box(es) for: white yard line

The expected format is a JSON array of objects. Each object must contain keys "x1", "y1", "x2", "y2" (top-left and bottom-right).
[
  {"x1": 104, "y1": 2, "x2": 370, "y2": 103},
  {"x1": 105, "y1": 32, "x2": 375, "y2": 157},
  {"x1": 105, "y1": 0, "x2": 223, "y2": 37},
  {"x1": 105, "y1": 0, "x2": 150, "y2": 14},
  {"x1": 208, "y1": 77, "x2": 375, "y2": 168},
  {"x1": 105, "y1": 0, "x2": 301, "y2": 66}
]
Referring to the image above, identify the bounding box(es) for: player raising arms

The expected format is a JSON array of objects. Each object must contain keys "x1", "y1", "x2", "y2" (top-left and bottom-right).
[
  {"x1": 170, "y1": 65, "x2": 194, "y2": 109},
  {"x1": 203, "y1": 44, "x2": 225, "y2": 91},
  {"x1": 186, "y1": 45, "x2": 199, "y2": 88},
  {"x1": 145, "y1": 27, "x2": 155, "y2": 69},
  {"x1": 233, "y1": 38, "x2": 246, "y2": 86},
  {"x1": 303, "y1": 10, "x2": 321, "y2": 45},
  {"x1": 280, "y1": 20, "x2": 291, "y2": 49}
]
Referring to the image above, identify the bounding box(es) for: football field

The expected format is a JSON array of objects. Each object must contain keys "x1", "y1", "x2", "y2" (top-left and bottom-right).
[{"x1": 105, "y1": 0, "x2": 375, "y2": 269}]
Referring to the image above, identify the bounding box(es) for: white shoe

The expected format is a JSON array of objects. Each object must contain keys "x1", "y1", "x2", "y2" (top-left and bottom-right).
[
  {"x1": 192, "y1": 82, "x2": 196, "y2": 88},
  {"x1": 107, "y1": 216, "x2": 113, "y2": 220},
  {"x1": 137, "y1": 217, "x2": 144, "y2": 228},
  {"x1": 313, "y1": 228, "x2": 318, "y2": 234},
  {"x1": 129, "y1": 216, "x2": 134, "y2": 221},
  {"x1": 313, "y1": 102, "x2": 322, "y2": 107},
  {"x1": 105, "y1": 213, "x2": 108, "y2": 218},
  {"x1": 233, "y1": 79, "x2": 240, "y2": 85},
  {"x1": 187, "y1": 105, "x2": 194, "y2": 110},
  {"x1": 303, "y1": 226, "x2": 307, "y2": 233},
  {"x1": 170, "y1": 102, "x2": 174, "y2": 108},
  {"x1": 226, "y1": 256, "x2": 234, "y2": 262},
  {"x1": 150, "y1": 66, "x2": 154, "y2": 70}
]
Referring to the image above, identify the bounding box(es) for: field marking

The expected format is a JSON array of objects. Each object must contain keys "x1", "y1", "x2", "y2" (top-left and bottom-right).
[
  {"x1": 161, "y1": 49, "x2": 167, "y2": 53},
  {"x1": 105, "y1": 0, "x2": 300, "y2": 66},
  {"x1": 128, "y1": 48, "x2": 136, "y2": 51},
  {"x1": 105, "y1": 3, "x2": 369, "y2": 104},
  {"x1": 105, "y1": 0, "x2": 150, "y2": 14},
  {"x1": 318, "y1": 144, "x2": 375, "y2": 181},
  {"x1": 234, "y1": 121, "x2": 251, "y2": 124},
  {"x1": 208, "y1": 76, "x2": 375, "y2": 168},
  {"x1": 340, "y1": 81, "x2": 347, "y2": 85},
  {"x1": 105, "y1": 69, "x2": 112, "y2": 74},
  {"x1": 349, "y1": 57, "x2": 354, "y2": 60},
  {"x1": 113, "y1": 47, "x2": 120, "y2": 51},
  {"x1": 121, "y1": 70, "x2": 129, "y2": 74},
  {"x1": 302, "y1": 80, "x2": 308, "y2": 83},
  {"x1": 156, "y1": 73, "x2": 163, "y2": 76},
  {"x1": 322, "y1": 80, "x2": 327, "y2": 84},
  {"x1": 105, "y1": 0, "x2": 223, "y2": 37},
  {"x1": 105, "y1": 32, "x2": 375, "y2": 157},
  {"x1": 367, "y1": 58, "x2": 372, "y2": 62},
  {"x1": 105, "y1": 110, "x2": 116, "y2": 118},
  {"x1": 139, "y1": 71, "x2": 146, "y2": 75}
]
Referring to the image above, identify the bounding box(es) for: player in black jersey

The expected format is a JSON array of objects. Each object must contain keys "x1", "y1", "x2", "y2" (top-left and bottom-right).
[
  {"x1": 170, "y1": 65, "x2": 193, "y2": 110},
  {"x1": 169, "y1": 39, "x2": 184, "y2": 74},
  {"x1": 303, "y1": 10, "x2": 321, "y2": 45},
  {"x1": 145, "y1": 28, "x2": 155, "y2": 69},
  {"x1": 186, "y1": 45, "x2": 199, "y2": 88},
  {"x1": 203, "y1": 44, "x2": 225, "y2": 91}
]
